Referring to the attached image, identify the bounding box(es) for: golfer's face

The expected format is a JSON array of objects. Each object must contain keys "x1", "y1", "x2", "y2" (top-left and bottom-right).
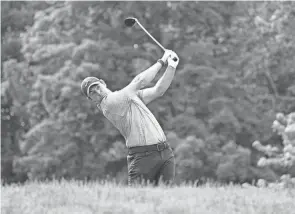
[{"x1": 89, "y1": 81, "x2": 106, "y2": 100}]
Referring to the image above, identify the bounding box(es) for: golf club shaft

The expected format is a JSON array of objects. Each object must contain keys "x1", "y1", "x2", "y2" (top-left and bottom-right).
[{"x1": 135, "y1": 20, "x2": 166, "y2": 51}]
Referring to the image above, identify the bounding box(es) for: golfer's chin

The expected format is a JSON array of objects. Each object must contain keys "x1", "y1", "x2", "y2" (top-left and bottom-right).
[{"x1": 89, "y1": 93, "x2": 102, "y2": 103}]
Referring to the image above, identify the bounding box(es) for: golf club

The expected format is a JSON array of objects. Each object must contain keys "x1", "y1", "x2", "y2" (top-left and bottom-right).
[{"x1": 125, "y1": 17, "x2": 178, "y2": 62}]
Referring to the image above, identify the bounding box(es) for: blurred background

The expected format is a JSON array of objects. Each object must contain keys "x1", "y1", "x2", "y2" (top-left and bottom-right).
[{"x1": 1, "y1": 1, "x2": 295, "y2": 185}]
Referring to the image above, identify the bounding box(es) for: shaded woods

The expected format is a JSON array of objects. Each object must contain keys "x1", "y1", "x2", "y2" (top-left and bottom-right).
[{"x1": 1, "y1": 1, "x2": 295, "y2": 185}]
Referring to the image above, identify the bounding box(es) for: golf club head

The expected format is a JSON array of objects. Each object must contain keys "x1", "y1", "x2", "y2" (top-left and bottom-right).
[{"x1": 124, "y1": 17, "x2": 137, "y2": 27}]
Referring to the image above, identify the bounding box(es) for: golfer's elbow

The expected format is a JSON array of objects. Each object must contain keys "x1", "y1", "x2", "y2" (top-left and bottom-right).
[{"x1": 131, "y1": 75, "x2": 148, "y2": 90}]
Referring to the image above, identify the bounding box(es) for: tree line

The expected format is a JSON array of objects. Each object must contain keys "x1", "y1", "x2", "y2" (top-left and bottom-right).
[{"x1": 1, "y1": 1, "x2": 295, "y2": 185}]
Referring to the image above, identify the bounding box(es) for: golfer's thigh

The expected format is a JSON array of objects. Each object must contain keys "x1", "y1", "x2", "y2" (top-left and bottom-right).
[{"x1": 127, "y1": 152, "x2": 159, "y2": 185}]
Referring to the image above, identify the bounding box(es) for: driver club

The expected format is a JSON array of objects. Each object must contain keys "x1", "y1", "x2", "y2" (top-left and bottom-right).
[{"x1": 124, "y1": 17, "x2": 178, "y2": 62}]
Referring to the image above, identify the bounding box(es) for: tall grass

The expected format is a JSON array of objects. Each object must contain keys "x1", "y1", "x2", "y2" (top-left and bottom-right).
[{"x1": 2, "y1": 179, "x2": 295, "y2": 214}]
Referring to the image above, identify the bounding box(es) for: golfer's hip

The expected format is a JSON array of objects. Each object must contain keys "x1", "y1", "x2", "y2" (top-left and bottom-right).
[
  {"x1": 126, "y1": 141, "x2": 175, "y2": 186},
  {"x1": 125, "y1": 131, "x2": 167, "y2": 148}
]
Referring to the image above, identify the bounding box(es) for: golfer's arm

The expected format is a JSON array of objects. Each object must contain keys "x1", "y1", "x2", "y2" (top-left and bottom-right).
[
  {"x1": 154, "y1": 65, "x2": 176, "y2": 96},
  {"x1": 127, "y1": 61, "x2": 163, "y2": 91},
  {"x1": 139, "y1": 65, "x2": 176, "y2": 104}
]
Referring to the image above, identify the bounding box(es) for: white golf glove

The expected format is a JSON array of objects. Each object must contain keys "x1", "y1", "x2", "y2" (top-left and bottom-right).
[
  {"x1": 167, "y1": 52, "x2": 179, "y2": 68},
  {"x1": 161, "y1": 49, "x2": 174, "y2": 64}
]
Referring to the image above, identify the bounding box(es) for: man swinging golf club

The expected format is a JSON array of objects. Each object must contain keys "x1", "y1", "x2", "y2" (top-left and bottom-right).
[{"x1": 81, "y1": 49, "x2": 179, "y2": 186}]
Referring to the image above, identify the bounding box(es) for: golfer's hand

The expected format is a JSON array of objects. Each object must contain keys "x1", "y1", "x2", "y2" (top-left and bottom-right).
[
  {"x1": 161, "y1": 49, "x2": 174, "y2": 64},
  {"x1": 167, "y1": 52, "x2": 179, "y2": 68}
]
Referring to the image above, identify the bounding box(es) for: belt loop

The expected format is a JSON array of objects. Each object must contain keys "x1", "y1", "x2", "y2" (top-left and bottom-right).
[
  {"x1": 161, "y1": 141, "x2": 167, "y2": 148},
  {"x1": 156, "y1": 144, "x2": 160, "y2": 151}
]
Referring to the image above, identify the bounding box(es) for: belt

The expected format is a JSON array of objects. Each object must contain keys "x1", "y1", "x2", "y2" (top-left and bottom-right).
[{"x1": 128, "y1": 142, "x2": 169, "y2": 155}]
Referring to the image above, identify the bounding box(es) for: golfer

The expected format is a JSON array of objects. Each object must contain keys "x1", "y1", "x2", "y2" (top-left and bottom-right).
[{"x1": 81, "y1": 50, "x2": 179, "y2": 186}]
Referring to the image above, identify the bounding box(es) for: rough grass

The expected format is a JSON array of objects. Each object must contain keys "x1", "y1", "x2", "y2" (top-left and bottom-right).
[{"x1": 1, "y1": 180, "x2": 295, "y2": 214}]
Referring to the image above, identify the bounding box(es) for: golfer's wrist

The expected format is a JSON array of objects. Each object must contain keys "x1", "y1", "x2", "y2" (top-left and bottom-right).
[
  {"x1": 168, "y1": 63, "x2": 177, "y2": 69},
  {"x1": 157, "y1": 59, "x2": 165, "y2": 67}
]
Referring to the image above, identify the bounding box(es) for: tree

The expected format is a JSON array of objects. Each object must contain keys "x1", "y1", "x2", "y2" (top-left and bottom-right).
[{"x1": 253, "y1": 112, "x2": 295, "y2": 177}]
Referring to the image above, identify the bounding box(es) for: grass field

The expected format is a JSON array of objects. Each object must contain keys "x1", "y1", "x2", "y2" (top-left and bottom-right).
[{"x1": 1, "y1": 180, "x2": 295, "y2": 214}]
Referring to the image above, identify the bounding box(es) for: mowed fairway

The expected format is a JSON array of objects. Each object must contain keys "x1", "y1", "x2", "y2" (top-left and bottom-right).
[{"x1": 1, "y1": 180, "x2": 295, "y2": 214}]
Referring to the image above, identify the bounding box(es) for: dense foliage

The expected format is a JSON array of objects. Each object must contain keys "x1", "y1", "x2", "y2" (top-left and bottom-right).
[
  {"x1": 253, "y1": 112, "x2": 295, "y2": 181},
  {"x1": 1, "y1": 1, "x2": 295, "y2": 184}
]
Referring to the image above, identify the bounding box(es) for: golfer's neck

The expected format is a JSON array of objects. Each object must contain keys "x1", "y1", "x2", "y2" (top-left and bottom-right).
[{"x1": 101, "y1": 88, "x2": 112, "y2": 98}]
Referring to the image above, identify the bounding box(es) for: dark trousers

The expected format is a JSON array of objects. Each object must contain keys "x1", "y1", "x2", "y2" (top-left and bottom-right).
[{"x1": 127, "y1": 142, "x2": 175, "y2": 186}]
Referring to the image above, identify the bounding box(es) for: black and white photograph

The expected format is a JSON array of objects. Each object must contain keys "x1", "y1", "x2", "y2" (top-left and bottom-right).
[{"x1": 1, "y1": 1, "x2": 295, "y2": 214}]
